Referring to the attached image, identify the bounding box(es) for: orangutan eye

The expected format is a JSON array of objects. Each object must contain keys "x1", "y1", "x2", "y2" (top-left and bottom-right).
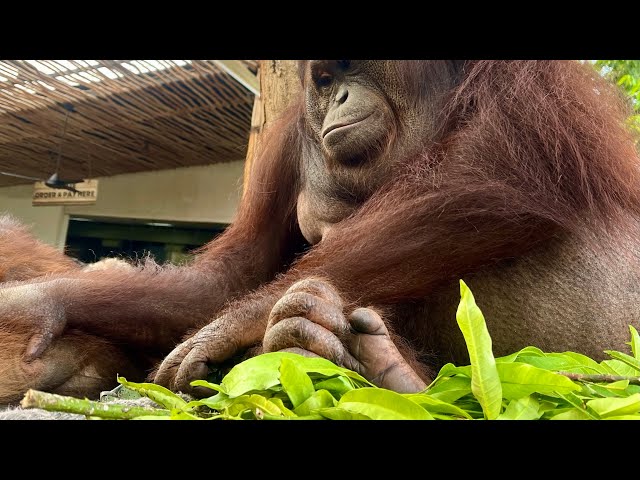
[{"x1": 316, "y1": 73, "x2": 333, "y2": 88}]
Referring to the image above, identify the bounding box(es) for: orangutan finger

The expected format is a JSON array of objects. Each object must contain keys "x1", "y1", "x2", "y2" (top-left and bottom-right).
[
  {"x1": 172, "y1": 324, "x2": 243, "y2": 394},
  {"x1": 268, "y1": 292, "x2": 348, "y2": 335},
  {"x1": 263, "y1": 317, "x2": 347, "y2": 365},
  {"x1": 153, "y1": 337, "x2": 195, "y2": 389},
  {"x1": 173, "y1": 351, "x2": 211, "y2": 396},
  {"x1": 348, "y1": 308, "x2": 389, "y2": 336}
]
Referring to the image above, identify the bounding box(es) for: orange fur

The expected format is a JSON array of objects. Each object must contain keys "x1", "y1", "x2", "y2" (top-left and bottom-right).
[{"x1": 0, "y1": 215, "x2": 78, "y2": 283}]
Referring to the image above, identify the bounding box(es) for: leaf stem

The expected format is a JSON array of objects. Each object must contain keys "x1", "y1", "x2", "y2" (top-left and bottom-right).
[
  {"x1": 20, "y1": 389, "x2": 171, "y2": 419},
  {"x1": 557, "y1": 372, "x2": 640, "y2": 386}
]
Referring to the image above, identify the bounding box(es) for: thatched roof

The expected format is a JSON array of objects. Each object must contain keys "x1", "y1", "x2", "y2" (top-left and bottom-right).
[{"x1": 0, "y1": 60, "x2": 257, "y2": 187}]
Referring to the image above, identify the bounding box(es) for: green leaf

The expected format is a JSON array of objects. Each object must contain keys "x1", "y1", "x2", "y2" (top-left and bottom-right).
[
  {"x1": 425, "y1": 375, "x2": 472, "y2": 403},
  {"x1": 431, "y1": 363, "x2": 471, "y2": 383},
  {"x1": 117, "y1": 377, "x2": 187, "y2": 410},
  {"x1": 496, "y1": 362, "x2": 580, "y2": 399},
  {"x1": 582, "y1": 383, "x2": 622, "y2": 399},
  {"x1": 170, "y1": 410, "x2": 202, "y2": 420},
  {"x1": 451, "y1": 397, "x2": 484, "y2": 418},
  {"x1": 190, "y1": 379, "x2": 226, "y2": 394},
  {"x1": 514, "y1": 355, "x2": 575, "y2": 371},
  {"x1": 456, "y1": 280, "x2": 502, "y2": 419},
  {"x1": 316, "y1": 408, "x2": 372, "y2": 420},
  {"x1": 279, "y1": 358, "x2": 315, "y2": 408},
  {"x1": 550, "y1": 409, "x2": 593, "y2": 420},
  {"x1": 617, "y1": 74, "x2": 632, "y2": 86},
  {"x1": 497, "y1": 396, "x2": 543, "y2": 420},
  {"x1": 496, "y1": 346, "x2": 545, "y2": 364},
  {"x1": 262, "y1": 413, "x2": 324, "y2": 420},
  {"x1": 269, "y1": 397, "x2": 297, "y2": 417},
  {"x1": 221, "y1": 353, "x2": 293, "y2": 397},
  {"x1": 629, "y1": 325, "x2": 640, "y2": 361},
  {"x1": 221, "y1": 352, "x2": 373, "y2": 398},
  {"x1": 517, "y1": 352, "x2": 605, "y2": 374},
  {"x1": 602, "y1": 415, "x2": 640, "y2": 420},
  {"x1": 313, "y1": 376, "x2": 354, "y2": 399},
  {"x1": 282, "y1": 353, "x2": 373, "y2": 385},
  {"x1": 579, "y1": 379, "x2": 634, "y2": 399},
  {"x1": 404, "y1": 393, "x2": 473, "y2": 419},
  {"x1": 559, "y1": 391, "x2": 587, "y2": 408},
  {"x1": 606, "y1": 380, "x2": 631, "y2": 391},
  {"x1": 556, "y1": 392, "x2": 598, "y2": 419},
  {"x1": 587, "y1": 393, "x2": 640, "y2": 418},
  {"x1": 185, "y1": 392, "x2": 232, "y2": 412},
  {"x1": 601, "y1": 359, "x2": 640, "y2": 376},
  {"x1": 551, "y1": 352, "x2": 608, "y2": 373},
  {"x1": 337, "y1": 388, "x2": 433, "y2": 420},
  {"x1": 294, "y1": 389, "x2": 337, "y2": 416},
  {"x1": 537, "y1": 400, "x2": 561, "y2": 418},
  {"x1": 604, "y1": 350, "x2": 640, "y2": 373},
  {"x1": 226, "y1": 394, "x2": 285, "y2": 419}
]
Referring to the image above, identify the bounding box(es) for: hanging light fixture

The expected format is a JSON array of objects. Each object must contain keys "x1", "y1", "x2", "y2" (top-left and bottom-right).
[{"x1": 0, "y1": 102, "x2": 84, "y2": 192}]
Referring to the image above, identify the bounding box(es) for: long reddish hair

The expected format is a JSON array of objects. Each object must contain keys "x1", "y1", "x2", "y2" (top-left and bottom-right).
[{"x1": 285, "y1": 61, "x2": 640, "y2": 304}]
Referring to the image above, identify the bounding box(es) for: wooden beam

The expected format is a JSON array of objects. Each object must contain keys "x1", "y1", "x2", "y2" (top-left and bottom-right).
[
  {"x1": 242, "y1": 79, "x2": 264, "y2": 195},
  {"x1": 242, "y1": 61, "x2": 300, "y2": 195},
  {"x1": 213, "y1": 60, "x2": 260, "y2": 97}
]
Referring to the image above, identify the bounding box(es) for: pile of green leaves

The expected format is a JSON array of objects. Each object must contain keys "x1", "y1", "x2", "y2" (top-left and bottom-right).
[{"x1": 102, "y1": 280, "x2": 640, "y2": 420}]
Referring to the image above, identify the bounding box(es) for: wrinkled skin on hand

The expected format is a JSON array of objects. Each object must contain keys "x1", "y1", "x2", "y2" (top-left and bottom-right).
[
  {"x1": 152, "y1": 290, "x2": 278, "y2": 396},
  {"x1": 153, "y1": 315, "x2": 245, "y2": 397},
  {"x1": 154, "y1": 278, "x2": 427, "y2": 394},
  {"x1": 263, "y1": 279, "x2": 428, "y2": 393}
]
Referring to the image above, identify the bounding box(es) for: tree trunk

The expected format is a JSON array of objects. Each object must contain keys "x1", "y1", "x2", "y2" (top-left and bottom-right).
[{"x1": 243, "y1": 60, "x2": 301, "y2": 194}]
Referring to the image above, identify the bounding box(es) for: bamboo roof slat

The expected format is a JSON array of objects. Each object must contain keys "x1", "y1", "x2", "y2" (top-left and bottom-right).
[{"x1": 0, "y1": 60, "x2": 258, "y2": 187}]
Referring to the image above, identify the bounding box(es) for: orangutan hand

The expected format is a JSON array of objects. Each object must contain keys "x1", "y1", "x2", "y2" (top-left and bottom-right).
[
  {"x1": 154, "y1": 278, "x2": 428, "y2": 396},
  {"x1": 153, "y1": 292, "x2": 276, "y2": 396},
  {"x1": 262, "y1": 278, "x2": 428, "y2": 393}
]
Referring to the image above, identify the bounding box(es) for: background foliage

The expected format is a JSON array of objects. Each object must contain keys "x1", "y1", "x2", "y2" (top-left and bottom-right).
[{"x1": 593, "y1": 60, "x2": 640, "y2": 135}]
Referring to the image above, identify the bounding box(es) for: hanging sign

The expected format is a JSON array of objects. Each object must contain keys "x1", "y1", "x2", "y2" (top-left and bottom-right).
[{"x1": 32, "y1": 179, "x2": 99, "y2": 206}]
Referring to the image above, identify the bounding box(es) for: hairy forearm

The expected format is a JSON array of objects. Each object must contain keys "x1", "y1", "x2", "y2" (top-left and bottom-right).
[{"x1": 46, "y1": 262, "x2": 256, "y2": 350}]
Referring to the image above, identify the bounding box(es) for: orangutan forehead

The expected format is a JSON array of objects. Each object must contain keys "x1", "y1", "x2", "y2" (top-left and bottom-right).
[
  {"x1": 296, "y1": 60, "x2": 458, "y2": 81},
  {"x1": 297, "y1": 60, "x2": 395, "y2": 84}
]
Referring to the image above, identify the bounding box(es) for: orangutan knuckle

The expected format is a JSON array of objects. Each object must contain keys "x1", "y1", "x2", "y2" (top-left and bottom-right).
[
  {"x1": 297, "y1": 278, "x2": 343, "y2": 305},
  {"x1": 270, "y1": 292, "x2": 315, "y2": 323},
  {"x1": 286, "y1": 278, "x2": 324, "y2": 295}
]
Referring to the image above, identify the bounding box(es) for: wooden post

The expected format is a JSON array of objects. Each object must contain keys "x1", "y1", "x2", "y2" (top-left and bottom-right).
[{"x1": 242, "y1": 60, "x2": 301, "y2": 195}]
